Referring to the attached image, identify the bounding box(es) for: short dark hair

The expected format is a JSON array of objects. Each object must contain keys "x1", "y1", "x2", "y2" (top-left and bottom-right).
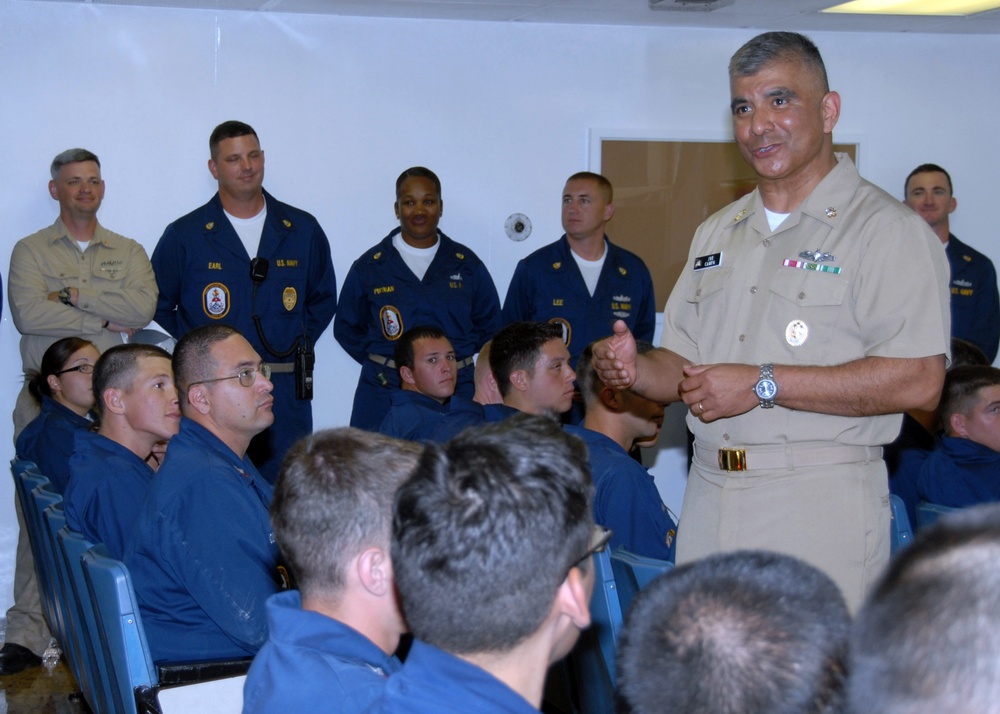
[
  {"x1": 618, "y1": 550, "x2": 850, "y2": 714},
  {"x1": 729, "y1": 32, "x2": 829, "y2": 93},
  {"x1": 50, "y1": 148, "x2": 100, "y2": 180},
  {"x1": 395, "y1": 166, "x2": 441, "y2": 200},
  {"x1": 27, "y1": 337, "x2": 95, "y2": 404},
  {"x1": 565, "y1": 171, "x2": 613, "y2": 203},
  {"x1": 950, "y1": 338, "x2": 989, "y2": 371},
  {"x1": 393, "y1": 325, "x2": 448, "y2": 371},
  {"x1": 850, "y1": 504, "x2": 1000, "y2": 713},
  {"x1": 391, "y1": 414, "x2": 594, "y2": 655},
  {"x1": 173, "y1": 324, "x2": 242, "y2": 393},
  {"x1": 209, "y1": 121, "x2": 258, "y2": 159},
  {"x1": 577, "y1": 338, "x2": 654, "y2": 405},
  {"x1": 92, "y1": 344, "x2": 173, "y2": 419},
  {"x1": 939, "y1": 365, "x2": 1000, "y2": 427},
  {"x1": 489, "y1": 322, "x2": 565, "y2": 397},
  {"x1": 905, "y1": 163, "x2": 953, "y2": 196},
  {"x1": 271, "y1": 428, "x2": 423, "y2": 599}
]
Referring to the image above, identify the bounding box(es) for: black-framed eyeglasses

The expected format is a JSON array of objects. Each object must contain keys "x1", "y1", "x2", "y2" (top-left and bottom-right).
[
  {"x1": 569, "y1": 526, "x2": 614, "y2": 572},
  {"x1": 55, "y1": 363, "x2": 95, "y2": 376},
  {"x1": 188, "y1": 364, "x2": 272, "y2": 389}
]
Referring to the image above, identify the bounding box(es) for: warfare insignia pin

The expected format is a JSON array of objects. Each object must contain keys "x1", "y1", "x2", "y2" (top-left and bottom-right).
[{"x1": 203, "y1": 283, "x2": 230, "y2": 319}]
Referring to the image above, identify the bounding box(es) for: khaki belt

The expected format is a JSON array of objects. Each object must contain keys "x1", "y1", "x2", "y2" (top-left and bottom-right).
[
  {"x1": 694, "y1": 443, "x2": 883, "y2": 473},
  {"x1": 368, "y1": 353, "x2": 475, "y2": 370},
  {"x1": 265, "y1": 362, "x2": 295, "y2": 374}
]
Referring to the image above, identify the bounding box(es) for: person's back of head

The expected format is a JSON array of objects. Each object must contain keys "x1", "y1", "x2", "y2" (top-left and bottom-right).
[
  {"x1": 950, "y1": 338, "x2": 989, "y2": 370},
  {"x1": 392, "y1": 413, "x2": 594, "y2": 658},
  {"x1": 939, "y1": 365, "x2": 1000, "y2": 442},
  {"x1": 618, "y1": 550, "x2": 850, "y2": 714},
  {"x1": 850, "y1": 504, "x2": 1000, "y2": 714},
  {"x1": 271, "y1": 428, "x2": 422, "y2": 650},
  {"x1": 473, "y1": 340, "x2": 502, "y2": 406}
]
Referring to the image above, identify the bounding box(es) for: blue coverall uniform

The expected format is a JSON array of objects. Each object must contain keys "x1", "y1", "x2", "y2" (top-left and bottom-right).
[
  {"x1": 947, "y1": 234, "x2": 1000, "y2": 362},
  {"x1": 151, "y1": 190, "x2": 337, "y2": 482},
  {"x1": 334, "y1": 228, "x2": 500, "y2": 430}
]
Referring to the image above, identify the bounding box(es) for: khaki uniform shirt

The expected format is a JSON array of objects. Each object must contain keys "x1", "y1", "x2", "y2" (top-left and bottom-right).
[{"x1": 8, "y1": 217, "x2": 157, "y2": 371}]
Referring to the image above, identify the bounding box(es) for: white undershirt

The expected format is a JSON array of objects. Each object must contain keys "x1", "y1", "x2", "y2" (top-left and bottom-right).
[
  {"x1": 225, "y1": 204, "x2": 267, "y2": 259},
  {"x1": 764, "y1": 208, "x2": 790, "y2": 232},
  {"x1": 394, "y1": 233, "x2": 440, "y2": 281},
  {"x1": 570, "y1": 245, "x2": 607, "y2": 297}
]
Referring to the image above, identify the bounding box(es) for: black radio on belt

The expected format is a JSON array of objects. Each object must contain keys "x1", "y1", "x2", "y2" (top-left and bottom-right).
[{"x1": 249, "y1": 257, "x2": 314, "y2": 401}]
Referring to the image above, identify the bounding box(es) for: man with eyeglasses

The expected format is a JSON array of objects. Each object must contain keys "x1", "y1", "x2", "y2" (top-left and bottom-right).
[
  {"x1": 3, "y1": 147, "x2": 156, "y2": 677},
  {"x1": 124, "y1": 324, "x2": 282, "y2": 663},
  {"x1": 370, "y1": 414, "x2": 597, "y2": 713}
]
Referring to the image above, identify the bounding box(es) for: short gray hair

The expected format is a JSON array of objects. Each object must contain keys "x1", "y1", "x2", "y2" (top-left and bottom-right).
[
  {"x1": 50, "y1": 148, "x2": 101, "y2": 180},
  {"x1": 729, "y1": 32, "x2": 829, "y2": 92}
]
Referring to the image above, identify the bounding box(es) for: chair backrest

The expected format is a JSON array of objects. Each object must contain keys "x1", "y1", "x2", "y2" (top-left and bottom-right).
[
  {"x1": 11, "y1": 461, "x2": 62, "y2": 636},
  {"x1": 917, "y1": 500, "x2": 960, "y2": 530},
  {"x1": 889, "y1": 494, "x2": 915, "y2": 554},
  {"x1": 82, "y1": 544, "x2": 158, "y2": 714},
  {"x1": 59, "y1": 527, "x2": 117, "y2": 714},
  {"x1": 609, "y1": 548, "x2": 674, "y2": 618},
  {"x1": 568, "y1": 547, "x2": 623, "y2": 714}
]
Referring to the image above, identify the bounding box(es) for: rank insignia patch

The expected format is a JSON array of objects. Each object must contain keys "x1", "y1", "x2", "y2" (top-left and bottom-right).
[
  {"x1": 203, "y1": 283, "x2": 230, "y2": 319},
  {"x1": 283, "y1": 219, "x2": 292, "y2": 228},
  {"x1": 381, "y1": 306, "x2": 404, "y2": 340},
  {"x1": 282, "y1": 287, "x2": 297, "y2": 311}
]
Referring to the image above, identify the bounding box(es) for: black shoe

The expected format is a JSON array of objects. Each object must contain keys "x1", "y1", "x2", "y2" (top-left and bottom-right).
[{"x1": 0, "y1": 642, "x2": 43, "y2": 675}]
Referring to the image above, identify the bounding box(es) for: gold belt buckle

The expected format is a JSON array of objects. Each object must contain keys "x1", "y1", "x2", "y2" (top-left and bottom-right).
[{"x1": 718, "y1": 448, "x2": 747, "y2": 472}]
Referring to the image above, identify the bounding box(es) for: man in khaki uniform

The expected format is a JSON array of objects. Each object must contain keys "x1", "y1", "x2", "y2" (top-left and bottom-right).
[
  {"x1": 594, "y1": 32, "x2": 950, "y2": 611},
  {"x1": 3, "y1": 148, "x2": 156, "y2": 675}
]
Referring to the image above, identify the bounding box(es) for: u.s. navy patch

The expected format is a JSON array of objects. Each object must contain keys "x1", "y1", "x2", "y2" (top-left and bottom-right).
[
  {"x1": 380, "y1": 306, "x2": 404, "y2": 340},
  {"x1": 549, "y1": 318, "x2": 572, "y2": 348},
  {"x1": 282, "y1": 287, "x2": 297, "y2": 312},
  {"x1": 693, "y1": 253, "x2": 722, "y2": 270},
  {"x1": 203, "y1": 283, "x2": 230, "y2": 319}
]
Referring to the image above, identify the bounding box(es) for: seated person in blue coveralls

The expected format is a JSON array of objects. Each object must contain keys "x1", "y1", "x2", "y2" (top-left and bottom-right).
[
  {"x1": 432, "y1": 321, "x2": 576, "y2": 441},
  {"x1": 334, "y1": 166, "x2": 501, "y2": 431},
  {"x1": 151, "y1": 120, "x2": 337, "y2": 484},
  {"x1": 377, "y1": 326, "x2": 457, "y2": 440},
  {"x1": 918, "y1": 365, "x2": 1000, "y2": 508},
  {"x1": 502, "y1": 172, "x2": 656, "y2": 421},
  {"x1": 618, "y1": 551, "x2": 850, "y2": 714},
  {"x1": 5, "y1": 337, "x2": 99, "y2": 675},
  {"x1": 887, "y1": 338, "x2": 990, "y2": 525},
  {"x1": 904, "y1": 164, "x2": 1000, "y2": 362},
  {"x1": 65, "y1": 344, "x2": 180, "y2": 559},
  {"x1": 567, "y1": 339, "x2": 677, "y2": 562},
  {"x1": 125, "y1": 324, "x2": 281, "y2": 663},
  {"x1": 368, "y1": 414, "x2": 597, "y2": 714},
  {"x1": 243, "y1": 428, "x2": 423, "y2": 713}
]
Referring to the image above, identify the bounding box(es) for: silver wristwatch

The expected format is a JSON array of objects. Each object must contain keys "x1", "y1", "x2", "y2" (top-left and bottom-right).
[{"x1": 754, "y1": 363, "x2": 778, "y2": 409}]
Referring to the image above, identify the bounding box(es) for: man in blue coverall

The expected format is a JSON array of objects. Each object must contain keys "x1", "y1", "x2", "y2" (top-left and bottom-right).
[
  {"x1": 568, "y1": 339, "x2": 677, "y2": 562},
  {"x1": 125, "y1": 324, "x2": 281, "y2": 663},
  {"x1": 334, "y1": 167, "x2": 501, "y2": 430},
  {"x1": 243, "y1": 428, "x2": 423, "y2": 713},
  {"x1": 151, "y1": 121, "x2": 337, "y2": 483},
  {"x1": 502, "y1": 172, "x2": 656, "y2": 370},
  {"x1": 905, "y1": 164, "x2": 999, "y2": 363},
  {"x1": 370, "y1": 415, "x2": 597, "y2": 714}
]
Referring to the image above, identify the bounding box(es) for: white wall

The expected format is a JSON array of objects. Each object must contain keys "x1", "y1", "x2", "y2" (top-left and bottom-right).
[{"x1": 2, "y1": 0, "x2": 998, "y2": 611}]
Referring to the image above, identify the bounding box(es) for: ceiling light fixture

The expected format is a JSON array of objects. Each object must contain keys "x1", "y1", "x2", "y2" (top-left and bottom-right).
[{"x1": 823, "y1": 0, "x2": 1000, "y2": 15}]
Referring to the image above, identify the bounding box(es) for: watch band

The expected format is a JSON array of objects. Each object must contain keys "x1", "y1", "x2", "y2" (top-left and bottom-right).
[{"x1": 755, "y1": 363, "x2": 778, "y2": 409}]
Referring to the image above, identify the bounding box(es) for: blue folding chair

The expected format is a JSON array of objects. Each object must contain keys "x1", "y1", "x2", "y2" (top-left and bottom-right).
[
  {"x1": 568, "y1": 547, "x2": 623, "y2": 714},
  {"x1": 82, "y1": 545, "x2": 252, "y2": 714},
  {"x1": 889, "y1": 494, "x2": 914, "y2": 554},
  {"x1": 917, "y1": 500, "x2": 959, "y2": 530},
  {"x1": 609, "y1": 548, "x2": 673, "y2": 619}
]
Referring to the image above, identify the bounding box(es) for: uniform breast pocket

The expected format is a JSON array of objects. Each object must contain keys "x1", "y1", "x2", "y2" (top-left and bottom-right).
[
  {"x1": 767, "y1": 268, "x2": 851, "y2": 359},
  {"x1": 687, "y1": 267, "x2": 733, "y2": 322}
]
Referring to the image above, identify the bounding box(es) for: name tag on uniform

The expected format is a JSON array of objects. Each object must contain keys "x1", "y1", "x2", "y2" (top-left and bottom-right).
[{"x1": 693, "y1": 252, "x2": 722, "y2": 270}]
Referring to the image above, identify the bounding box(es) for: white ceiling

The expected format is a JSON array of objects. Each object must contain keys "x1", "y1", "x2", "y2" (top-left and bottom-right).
[{"x1": 23, "y1": 0, "x2": 1000, "y2": 33}]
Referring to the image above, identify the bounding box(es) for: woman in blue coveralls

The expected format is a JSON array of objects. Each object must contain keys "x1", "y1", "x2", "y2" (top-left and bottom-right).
[{"x1": 334, "y1": 167, "x2": 502, "y2": 430}]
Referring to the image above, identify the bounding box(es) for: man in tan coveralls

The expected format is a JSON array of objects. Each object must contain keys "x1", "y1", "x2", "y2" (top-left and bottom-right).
[
  {"x1": 3, "y1": 148, "x2": 156, "y2": 674},
  {"x1": 594, "y1": 32, "x2": 950, "y2": 611}
]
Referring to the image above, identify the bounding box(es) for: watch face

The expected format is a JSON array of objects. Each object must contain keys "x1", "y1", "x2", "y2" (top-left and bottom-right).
[{"x1": 755, "y1": 379, "x2": 777, "y2": 400}]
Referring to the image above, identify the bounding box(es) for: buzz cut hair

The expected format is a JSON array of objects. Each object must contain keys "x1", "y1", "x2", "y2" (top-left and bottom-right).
[
  {"x1": 50, "y1": 148, "x2": 100, "y2": 180},
  {"x1": 905, "y1": 163, "x2": 953, "y2": 197},
  {"x1": 565, "y1": 171, "x2": 613, "y2": 204},
  {"x1": 209, "y1": 120, "x2": 258, "y2": 160},
  {"x1": 940, "y1": 365, "x2": 1000, "y2": 427},
  {"x1": 271, "y1": 428, "x2": 423, "y2": 599},
  {"x1": 172, "y1": 323, "x2": 242, "y2": 394},
  {"x1": 92, "y1": 344, "x2": 173, "y2": 420}
]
